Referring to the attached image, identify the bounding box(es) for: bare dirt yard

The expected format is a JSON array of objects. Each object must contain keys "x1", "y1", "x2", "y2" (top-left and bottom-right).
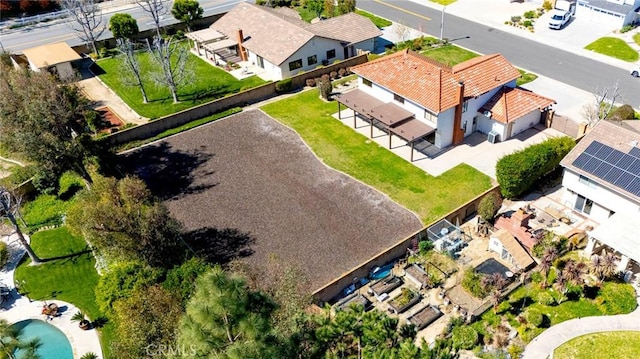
[{"x1": 123, "y1": 110, "x2": 423, "y2": 290}]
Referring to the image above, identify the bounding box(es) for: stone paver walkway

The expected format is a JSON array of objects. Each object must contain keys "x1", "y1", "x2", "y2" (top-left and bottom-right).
[
  {"x1": 522, "y1": 289, "x2": 640, "y2": 359},
  {"x1": 0, "y1": 231, "x2": 103, "y2": 359}
]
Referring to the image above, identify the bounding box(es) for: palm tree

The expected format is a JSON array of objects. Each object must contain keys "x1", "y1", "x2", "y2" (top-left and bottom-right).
[
  {"x1": 0, "y1": 319, "x2": 41, "y2": 359},
  {"x1": 591, "y1": 254, "x2": 605, "y2": 280},
  {"x1": 554, "y1": 272, "x2": 569, "y2": 304},
  {"x1": 602, "y1": 251, "x2": 618, "y2": 279},
  {"x1": 539, "y1": 246, "x2": 558, "y2": 288}
]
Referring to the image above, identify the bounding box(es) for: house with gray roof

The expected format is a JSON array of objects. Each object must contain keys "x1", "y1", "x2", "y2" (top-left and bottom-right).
[
  {"x1": 576, "y1": 0, "x2": 640, "y2": 27},
  {"x1": 186, "y1": 3, "x2": 381, "y2": 80},
  {"x1": 559, "y1": 120, "x2": 640, "y2": 285}
]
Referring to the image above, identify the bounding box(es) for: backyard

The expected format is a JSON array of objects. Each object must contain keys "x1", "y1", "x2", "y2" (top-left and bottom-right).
[
  {"x1": 14, "y1": 226, "x2": 113, "y2": 357},
  {"x1": 261, "y1": 89, "x2": 493, "y2": 224},
  {"x1": 96, "y1": 47, "x2": 266, "y2": 119}
]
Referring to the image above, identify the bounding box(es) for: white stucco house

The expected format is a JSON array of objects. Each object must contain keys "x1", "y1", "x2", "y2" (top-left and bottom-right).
[
  {"x1": 339, "y1": 50, "x2": 555, "y2": 150},
  {"x1": 559, "y1": 120, "x2": 640, "y2": 283},
  {"x1": 186, "y1": 3, "x2": 381, "y2": 81},
  {"x1": 18, "y1": 42, "x2": 82, "y2": 80},
  {"x1": 488, "y1": 229, "x2": 535, "y2": 271},
  {"x1": 576, "y1": 0, "x2": 640, "y2": 27}
]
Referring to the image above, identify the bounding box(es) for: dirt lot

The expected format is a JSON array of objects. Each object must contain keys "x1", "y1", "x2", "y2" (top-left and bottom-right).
[{"x1": 123, "y1": 110, "x2": 423, "y2": 290}]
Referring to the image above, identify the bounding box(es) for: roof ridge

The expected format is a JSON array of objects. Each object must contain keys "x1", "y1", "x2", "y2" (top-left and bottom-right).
[
  {"x1": 243, "y1": 3, "x2": 315, "y2": 36},
  {"x1": 452, "y1": 53, "x2": 500, "y2": 73}
]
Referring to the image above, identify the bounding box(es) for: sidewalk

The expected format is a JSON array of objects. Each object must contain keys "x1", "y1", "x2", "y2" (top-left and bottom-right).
[{"x1": 522, "y1": 288, "x2": 640, "y2": 359}]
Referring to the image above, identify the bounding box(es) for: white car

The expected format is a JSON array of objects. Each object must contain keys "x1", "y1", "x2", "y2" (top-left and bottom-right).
[{"x1": 632, "y1": 66, "x2": 640, "y2": 78}]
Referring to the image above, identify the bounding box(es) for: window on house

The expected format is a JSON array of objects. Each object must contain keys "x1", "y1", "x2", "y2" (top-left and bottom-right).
[
  {"x1": 363, "y1": 78, "x2": 372, "y2": 87},
  {"x1": 424, "y1": 109, "x2": 436, "y2": 123},
  {"x1": 394, "y1": 94, "x2": 404, "y2": 104},
  {"x1": 326, "y1": 49, "x2": 336, "y2": 59},
  {"x1": 578, "y1": 175, "x2": 597, "y2": 189},
  {"x1": 462, "y1": 100, "x2": 469, "y2": 113},
  {"x1": 307, "y1": 55, "x2": 317, "y2": 66},
  {"x1": 574, "y1": 195, "x2": 594, "y2": 214},
  {"x1": 288, "y1": 59, "x2": 303, "y2": 71}
]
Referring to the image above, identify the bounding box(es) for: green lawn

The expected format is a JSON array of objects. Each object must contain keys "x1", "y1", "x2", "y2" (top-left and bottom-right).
[
  {"x1": 97, "y1": 49, "x2": 267, "y2": 119},
  {"x1": 517, "y1": 69, "x2": 538, "y2": 86},
  {"x1": 633, "y1": 33, "x2": 640, "y2": 46},
  {"x1": 355, "y1": 9, "x2": 392, "y2": 28},
  {"x1": 421, "y1": 45, "x2": 479, "y2": 66},
  {"x1": 585, "y1": 37, "x2": 639, "y2": 62},
  {"x1": 261, "y1": 90, "x2": 492, "y2": 224},
  {"x1": 554, "y1": 331, "x2": 640, "y2": 359},
  {"x1": 15, "y1": 226, "x2": 113, "y2": 358},
  {"x1": 429, "y1": 0, "x2": 458, "y2": 6}
]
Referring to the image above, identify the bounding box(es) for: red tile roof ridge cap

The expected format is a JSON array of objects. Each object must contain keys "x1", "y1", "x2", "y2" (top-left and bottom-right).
[
  {"x1": 512, "y1": 86, "x2": 558, "y2": 104},
  {"x1": 451, "y1": 53, "x2": 502, "y2": 73}
]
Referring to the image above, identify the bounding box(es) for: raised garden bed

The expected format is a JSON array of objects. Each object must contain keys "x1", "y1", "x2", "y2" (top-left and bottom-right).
[
  {"x1": 388, "y1": 288, "x2": 420, "y2": 314},
  {"x1": 407, "y1": 305, "x2": 442, "y2": 330},
  {"x1": 370, "y1": 276, "x2": 403, "y2": 298}
]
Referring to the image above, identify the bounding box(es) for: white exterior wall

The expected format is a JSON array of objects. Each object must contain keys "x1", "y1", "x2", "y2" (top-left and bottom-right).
[
  {"x1": 561, "y1": 169, "x2": 640, "y2": 223},
  {"x1": 460, "y1": 87, "x2": 503, "y2": 138},
  {"x1": 488, "y1": 237, "x2": 504, "y2": 254},
  {"x1": 54, "y1": 62, "x2": 75, "y2": 80},
  {"x1": 509, "y1": 110, "x2": 540, "y2": 138},
  {"x1": 435, "y1": 108, "x2": 455, "y2": 148},
  {"x1": 247, "y1": 51, "x2": 282, "y2": 80},
  {"x1": 27, "y1": 59, "x2": 41, "y2": 73},
  {"x1": 280, "y1": 37, "x2": 345, "y2": 79},
  {"x1": 351, "y1": 38, "x2": 376, "y2": 54}
]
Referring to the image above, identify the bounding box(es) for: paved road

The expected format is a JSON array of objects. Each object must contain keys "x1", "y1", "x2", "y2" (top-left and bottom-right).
[
  {"x1": 522, "y1": 293, "x2": 640, "y2": 359},
  {"x1": 0, "y1": 0, "x2": 245, "y2": 52},
  {"x1": 357, "y1": 0, "x2": 640, "y2": 108}
]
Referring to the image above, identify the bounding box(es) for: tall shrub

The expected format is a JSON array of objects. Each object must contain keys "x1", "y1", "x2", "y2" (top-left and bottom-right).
[{"x1": 496, "y1": 136, "x2": 575, "y2": 199}]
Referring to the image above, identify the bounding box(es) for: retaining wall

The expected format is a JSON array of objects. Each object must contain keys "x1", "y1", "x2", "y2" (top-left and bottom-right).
[{"x1": 312, "y1": 185, "x2": 501, "y2": 304}]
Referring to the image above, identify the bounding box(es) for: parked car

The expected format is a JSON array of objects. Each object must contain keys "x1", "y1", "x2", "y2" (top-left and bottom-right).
[
  {"x1": 632, "y1": 66, "x2": 640, "y2": 78},
  {"x1": 549, "y1": 0, "x2": 575, "y2": 30}
]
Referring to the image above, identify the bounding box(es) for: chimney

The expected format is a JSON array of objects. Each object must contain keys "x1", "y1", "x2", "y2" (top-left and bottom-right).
[
  {"x1": 511, "y1": 208, "x2": 532, "y2": 228},
  {"x1": 236, "y1": 28, "x2": 247, "y2": 62},
  {"x1": 452, "y1": 81, "x2": 465, "y2": 145}
]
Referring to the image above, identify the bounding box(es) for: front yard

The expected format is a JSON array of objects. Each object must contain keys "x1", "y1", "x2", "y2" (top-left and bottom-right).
[
  {"x1": 554, "y1": 331, "x2": 640, "y2": 359},
  {"x1": 585, "y1": 37, "x2": 639, "y2": 62},
  {"x1": 96, "y1": 49, "x2": 266, "y2": 119},
  {"x1": 261, "y1": 89, "x2": 493, "y2": 224}
]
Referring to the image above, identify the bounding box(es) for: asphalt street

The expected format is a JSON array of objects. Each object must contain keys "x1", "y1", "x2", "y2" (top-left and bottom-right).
[{"x1": 0, "y1": 0, "x2": 244, "y2": 52}]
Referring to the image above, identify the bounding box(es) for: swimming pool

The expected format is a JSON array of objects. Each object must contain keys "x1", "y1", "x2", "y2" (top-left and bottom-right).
[
  {"x1": 370, "y1": 263, "x2": 393, "y2": 280},
  {"x1": 11, "y1": 319, "x2": 73, "y2": 359}
]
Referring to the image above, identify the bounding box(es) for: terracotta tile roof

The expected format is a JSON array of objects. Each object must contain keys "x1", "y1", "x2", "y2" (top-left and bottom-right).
[
  {"x1": 491, "y1": 228, "x2": 535, "y2": 270},
  {"x1": 307, "y1": 12, "x2": 382, "y2": 45},
  {"x1": 209, "y1": 3, "x2": 380, "y2": 66},
  {"x1": 21, "y1": 42, "x2": 81, "y2": 69},
  {"x1": 351, "y1": 50, "x2": 521, "y2": 113},
  {"x1": 560, "y1": 120, "x2": 640, "y2": 204},
  {"x1": 480, "y1": 87, "x2": 556, "y2": 124}
]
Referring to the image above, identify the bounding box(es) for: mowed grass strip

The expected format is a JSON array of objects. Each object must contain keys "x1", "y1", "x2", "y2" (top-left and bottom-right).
[
  {"x1": 15, "y1": 227, "x2": 113, "y2": 357},
  {"x1": 97, "y1": 49, "x2": 266, "y2": 119},
  {"x1": 554, "y1": 331, "x2": 640, "y2": 359},
  {"x1": 421, "y1": 44, "x2": 479, "y2": 66},
  {"x1": 585, "y1": 37, "x2": 639, "y2": 62},
  {"x1": 261, "y1": 90, "x2": 492, "y2": 224}
]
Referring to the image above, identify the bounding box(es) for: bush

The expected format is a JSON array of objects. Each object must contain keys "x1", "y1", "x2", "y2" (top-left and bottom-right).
[
  {"x1": 523, "y1": 10, "x2": 536, "y2": 19},
  {"x1": 452, "y1": 326, "x2": 479, "y2": 350},
  {"x1": 496, "y1": 137, "x2": 575, "y2": 199},
  {"x1": 306, "y1": 78, "x2": 316, "y2": 87},
  {"x1": 478, "y1": 192, "x2": 502, "y2": 223},
  {"x1": 511, "y1": 16, "x2": 522, "y2": 24},
  {"x1": 318, "y1": 74, "x2": 333, "y2": 100},
  {"x1": 95, "y1": 261, "x2": 163, "y2": 315},
  {"x1": 523, "y1": 20, "x2": 533, "y2": 27},
  {"x1": 462, "y1": 267, "x2": 489, "y2": 298},
  {"x1": 535, "y1": 291, "x2": 555, "y2": 306},
  {"x1": 275, "y1": 78, "x2": 292, "y2": 93},
  {"x1": 0, "y1": 242, "x2": 7, "y2": 269},
  {"x1": 611, "y1": 104, "x2": 636, "y2": 120},
  {"x1": 338, "y1": 68, "x2": 346, "y2": 77},
  {"x1": 163, "y1": 257, "x2": 211, "y2": 306},
  {"x1": 80, "y1": 353, "x2": 98, "y2": 359},
  {"x1": 330, "y1": 71, "x2": 338, "y2": 79},
  {"x1": 596, "y1": 282, "x2": 637, "y2": 314},
  {"x1": 419, "y1": 240, "x2": 433, "y2": 254},
  {"x1": 525, "y1": 308, "x2": 543, "y2": 327},
  {"x1": 21, "y1": 194, "x2": 70, "y2": 232},
  {"x1": 1, "y1": 165, "x2": 37, "y2": 188},
  {"x1": 542, "y1": 0, "x2": 553, "y2": 10},
  {"x1": 174, "y1": 30, "x2": 185, "y2": 40},
  {"x1": 620, "y1": 25, "x2": 634, "y2": 33},
  {"x1": 58, "y1": 172, "x2": 84, "y2": 200}
]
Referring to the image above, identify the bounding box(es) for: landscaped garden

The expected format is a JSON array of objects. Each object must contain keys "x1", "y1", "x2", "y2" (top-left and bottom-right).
[
  {"x1": 97, "y1": 48, "x2": 266, "y2": 119},
  {"x1": 585, "y1": 37, "x2": 639, "y2": 62},
  {"x1": 554, "y1": 331, "x2": 640, "y2": 359},
  {"x1": 261, "y1": 90, "x2": 493, "y2": 224}
]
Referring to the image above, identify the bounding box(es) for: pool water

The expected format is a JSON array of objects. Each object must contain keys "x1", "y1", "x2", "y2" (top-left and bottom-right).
[
  {"x1": 370, "y1": 263, "x2": 393, "y2": 280},
  {"x1": 11, "y1": 319, "x2": 73, "y2": 359}
]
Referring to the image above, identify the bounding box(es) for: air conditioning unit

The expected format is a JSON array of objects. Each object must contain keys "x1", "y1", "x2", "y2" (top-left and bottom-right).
[{"x1": 487, "y1": 131, "x2": 500, "y2": 144}]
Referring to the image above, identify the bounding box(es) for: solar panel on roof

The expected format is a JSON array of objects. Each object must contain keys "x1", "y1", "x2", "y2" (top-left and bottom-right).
[
  {"x1": 571, "y1": 140, "x2": 640, "y2": 198},
  {"x1": 583, "y1": 141, "x2": 603, "y2": 155}
]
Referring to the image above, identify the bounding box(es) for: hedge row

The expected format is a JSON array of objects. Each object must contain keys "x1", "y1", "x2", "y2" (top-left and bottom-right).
[{"x1": 496, "y1": 136, "x2": 575, "y2": 199}]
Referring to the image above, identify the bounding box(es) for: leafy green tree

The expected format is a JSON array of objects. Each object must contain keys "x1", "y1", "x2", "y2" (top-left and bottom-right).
[
  {"x1": 95, "y1": 260, "x2": 163, "y2": 315},
  {"x1": 305, "y1": 0, "x2": 324, "y2": 19},
  {"x1": 451, "y1": 326, "x2": 478, "y2": 350},
  {"x1": 477, "y1": 192, "x2": 502, "y2": 224},
  {"x1": 112, "y1": 285, "x2": 182, "y2": 359},
  {"x1": 0, "y1": 64, "x2": 98, "y2": 191},
  {"x1": 171, "y1": 0, "x2": 203, "y2": 31},
  {"x1": 66, "y1": 175, "x2": 186, "y2": 267},
  {"x1": 336, "y1": 0, "x2": 355, "y2": 15},
  {"x1": 0, "y1": 319, "x2": 40, "y2": 359},
  {"x1": 163, "y1": 257, "x2": 211, "y2": 307},
  {"x1": 109, "y1": 13, "x2": 139, "y2": 39},
  {"x1": 177, "y1": 266, "x2": 280, "y2": 358}
]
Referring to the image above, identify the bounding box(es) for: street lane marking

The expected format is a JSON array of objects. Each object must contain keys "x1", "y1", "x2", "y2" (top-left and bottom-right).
[{"x1": 373, "y1": 0, "x2": 431, "y2": 21}]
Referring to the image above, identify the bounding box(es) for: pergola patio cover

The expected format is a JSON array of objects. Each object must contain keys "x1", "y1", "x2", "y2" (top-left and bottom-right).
[
  {"x1": 370, "y1": 102, "x2": 414, "y2": 127},
  {"x1": 335, "y1": 89, "x2": 384, "y2": 118},
  {"x1": 589, "y1": 212, "x2": 640, "y2": 263},
  {"x1": 186, "y1": 28, "x2": 225, "y2": 43},
  {"x1": 389, "y1": 118, "x2": 435, "y2": 143},
  {"x1": 203, "y1": 39, "x2": 238, "y2": 52}
]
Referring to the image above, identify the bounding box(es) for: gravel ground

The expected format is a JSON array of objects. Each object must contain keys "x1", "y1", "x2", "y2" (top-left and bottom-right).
[{"x1": 124, "y1": 110, "x2": 423, "y2": 290}]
